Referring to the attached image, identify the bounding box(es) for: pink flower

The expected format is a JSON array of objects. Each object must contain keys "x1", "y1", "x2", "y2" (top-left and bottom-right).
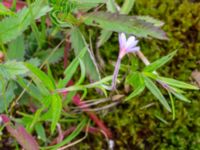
[
  {"x1": 118, "y1": 33, "x2": 140, "y2": 59},
  {"x1": 111, "y1": 33, "x2": 140, "y2": 90}
]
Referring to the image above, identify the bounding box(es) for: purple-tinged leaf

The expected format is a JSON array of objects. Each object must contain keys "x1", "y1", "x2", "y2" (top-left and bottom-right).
[{"x1": 0, "y1": 114, "x2": 39, "y2": 150}]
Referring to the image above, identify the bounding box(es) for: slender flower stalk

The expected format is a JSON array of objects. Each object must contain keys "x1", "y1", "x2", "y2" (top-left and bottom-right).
[{"x1": 111, "y1": 33, "x2": 140, "y2": 90}]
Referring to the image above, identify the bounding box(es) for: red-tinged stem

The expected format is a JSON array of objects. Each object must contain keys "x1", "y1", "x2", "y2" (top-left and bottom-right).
[
  {"x1": 73, "y1": 94, "x2": 112, "y2": 139},
  {"x1": 64, "y1": 37, "x2": 71, "y2": 69},
  {"x1": 60, "y1": 91, "x2": 113, "y2": 139}
]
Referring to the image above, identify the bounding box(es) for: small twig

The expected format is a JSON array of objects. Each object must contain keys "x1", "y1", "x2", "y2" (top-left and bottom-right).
[{"x1": 135, "y1": 51, "x2": 150, "y2": 65}]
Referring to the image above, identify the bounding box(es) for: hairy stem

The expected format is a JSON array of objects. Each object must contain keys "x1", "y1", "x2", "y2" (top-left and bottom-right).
[{"x1": 111, "y1": 57, "x2": 121, "y2": 90}]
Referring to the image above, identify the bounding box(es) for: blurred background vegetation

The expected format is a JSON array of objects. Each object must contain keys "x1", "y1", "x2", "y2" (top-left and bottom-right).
[{"x1": 77, "y1": 0, "x2": 200, "y2": 149}]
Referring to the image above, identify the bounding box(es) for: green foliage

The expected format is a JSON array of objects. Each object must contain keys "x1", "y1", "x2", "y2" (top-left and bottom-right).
[
  {"x1": 125, "y1": 72, "x2": 145, "y2": 101},
  {"x1": 0, "y1": 0, "x2": 51, "y2": 43},
  {"x1": 0, "y1": 81, "x2": 17, "y2": 113},
  {"x1": 57, "y1": 47, "x2": 86, "y2": 88},
  {"x1": 34, "y1": 47, "x2": 64, "y2": 64},
  {"x1": 7, "y1": 35, "x2": 25, "y2": 61},
  {"x1": 83, "y1": 11, "x2": 167, "y2": 40},
  {"x1": 120, "y1": 0, "x2": 135, "y2": 14},
  {"x1": 70, "y1": 27, "x2": 101, "y2": 81},
  {"x1": 143, "y1": 51, "x2": 177, "y2": 72},
  {"x1": 0, "y1": 3, "x2": 15, "y2": 16},
  {"x1": 144, "y1": 76, "x2": 171, "y2": 112},
  {"x1": 0, "y1": 61, "x2": 28, "y2": 80}
]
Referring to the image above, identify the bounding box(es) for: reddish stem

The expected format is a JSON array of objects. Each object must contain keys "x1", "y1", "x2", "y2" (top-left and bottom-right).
[
  {"x1": 64, "y1": 37, "x2": 71, "y2": 68},
  {"x1": 73, "y1": 94, "x2": 113, "y2": 139}
]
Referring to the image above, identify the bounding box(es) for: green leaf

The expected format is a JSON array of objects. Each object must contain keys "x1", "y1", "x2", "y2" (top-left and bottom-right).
[
  {"x1": 106, "y1": 0, "x2": 117, "y2": 13},
  {"x1": 71, "y1": 0, "x2": 105, "y2": 11},
  {"x1": 126, "y1": 86, "x2": 145, "y2": 101},
  {"x1": 168, "y1": 91, "x2": 175, "y2": 120},
  {"x1": 144, "y1": 76, "x2": 171, "y2": 112},
  {"x1": 57, "y1": 47, "x2": 87, "y2": 88},
  {"x1": 158, "y1": 76, "x2": 199, "y2": 90},
  {"x1": 34, "y1": 47, "x2": 64, "y2": 64},
  {"x1": 44, "y1": 118, "x2": 87, "y2": 149},
  {"x1": 25, "y1": 63, "x2": 55, "y2": 91},
  {"x1": 57, "y1": 76, "x2": 112, "y2": 92},
  {"x1": 0, "y1": 0, "x2": 51, "y2": 43},
  {"x1": 172, "y1": 91, "x2": 191, "y2": 103},
  {"x1": 0, "y1": 61, "x2": 28, "y2": 80},
  {"x1": 144, "y1": 51, "x2": 177, "y2": 72},
  {"x1": 154, "y1": 114, "x2": 169, "y2": 125},
  {"x1": 35, "y1": 123, "x2": 47, "y2": 142},
  {"x1": 83, "y1": 11, "x2": 167, "y2": 40},
  {"x1": 70, "y1": 27, "x2": 101, "y2": 81},
  {"x1": 97, "y1": 30, "x2": 112, "y2": 48},
  {"x1": 125, "y1": 72, "x2": 145, "y2": 101},
  {"x1": 17, "y1": 77, "x2": 44, "y2": 101},
  {"x1": 0, "y1": 3, "x2": 15, "y2": 16},
  {"x1": 51, "y1": 94, "x2": 62, "y2": 134},
  {"x1": 76, "y1": 59, "x2": 86, "y2": 85},
  {"x1": 0, "y1": 81, "x2": 17, "y2": 113},
  {"x1": 27, "y1": 108, "x2": 43, "y2": 132},
  {"x1": 136, "y1": 16, "x2": 164, "y2": 27},
  {"x1": 120, "y1": 0, "x2": 135, "y2": 14},
  {"x1": 7, "y1": 35, "x2": 25, "y2": 61}
]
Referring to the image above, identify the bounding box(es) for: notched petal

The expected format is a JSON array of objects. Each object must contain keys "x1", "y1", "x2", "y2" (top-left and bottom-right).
[{"x1": 119, "y1": 33, "x2": 126, "y2": 49}]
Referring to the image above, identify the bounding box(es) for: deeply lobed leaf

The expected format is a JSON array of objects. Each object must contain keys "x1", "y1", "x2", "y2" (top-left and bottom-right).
[{"x1": 83, "y1": 11, "x2": 168, "y2": 40}]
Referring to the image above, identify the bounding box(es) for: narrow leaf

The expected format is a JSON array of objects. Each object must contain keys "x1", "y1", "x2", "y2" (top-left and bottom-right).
[
  {"x1": 35, "y1": 123, "x2": 47, "y2": 142},
  {"x1": 144, "y1": 76, "x2": 171, "y2": 112},
  {"x1": 57, "y1": 47, "x2": 87, "y2": 88},
  {"x1": 51, "y1": 94, "x2": 62, "y2": 134},
  {"x1": 172, "y1": 92, "x2": 191, "y2": 103},
  {"x1": 0, "y1": 81, "x2": 17, "y2": 113},
  {"x1": 168, "y1": 91, "x2": 175, "y2": 120},
  {"x1": 106, "y1": 0, "x2": 117, "y2": 13},
  {"x1": 25, "y1": 63, "x2": 55, "y2": 91},
  {"x1": 158, "y1": 76, "x2": 199, "y2": 90},
  {"x1": 97, "y1": 30, "x2": 112, "y2": 48},
  {"x1": 125, "y1": 72, "x2": 145, "y2": 100},
  {"x1": 70, "y1": 27, "x2": 101, "y2": 81},
  {"x1": 44, "y1": 118, "x2": 87, "y2": 149},
  {"x1": 120, "y1": 0, "x2": 135, "y2": 14},
  {"x1": 144, "y1": 51, "x2": 177, "y2": 72}
]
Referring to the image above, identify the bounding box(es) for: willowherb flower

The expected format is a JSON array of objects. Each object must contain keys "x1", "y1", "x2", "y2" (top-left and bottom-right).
[
  {"x1": 111, "y1": 33, "x2": 140, "y2": 90},
  {"x1": 118, "y1": 33, "x2": 140, "y2": 59}
]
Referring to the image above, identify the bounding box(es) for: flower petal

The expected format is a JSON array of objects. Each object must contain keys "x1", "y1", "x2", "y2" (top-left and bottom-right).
[
  {"x1": 126, "y1": 46, "x2": 140, "y2": 53},
  {"x1": 125, "y1": 36, "x2": 138, "y2": 50},
  {"x1": 119, "y1": 33, "x2": 126, "y2": 49}
]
